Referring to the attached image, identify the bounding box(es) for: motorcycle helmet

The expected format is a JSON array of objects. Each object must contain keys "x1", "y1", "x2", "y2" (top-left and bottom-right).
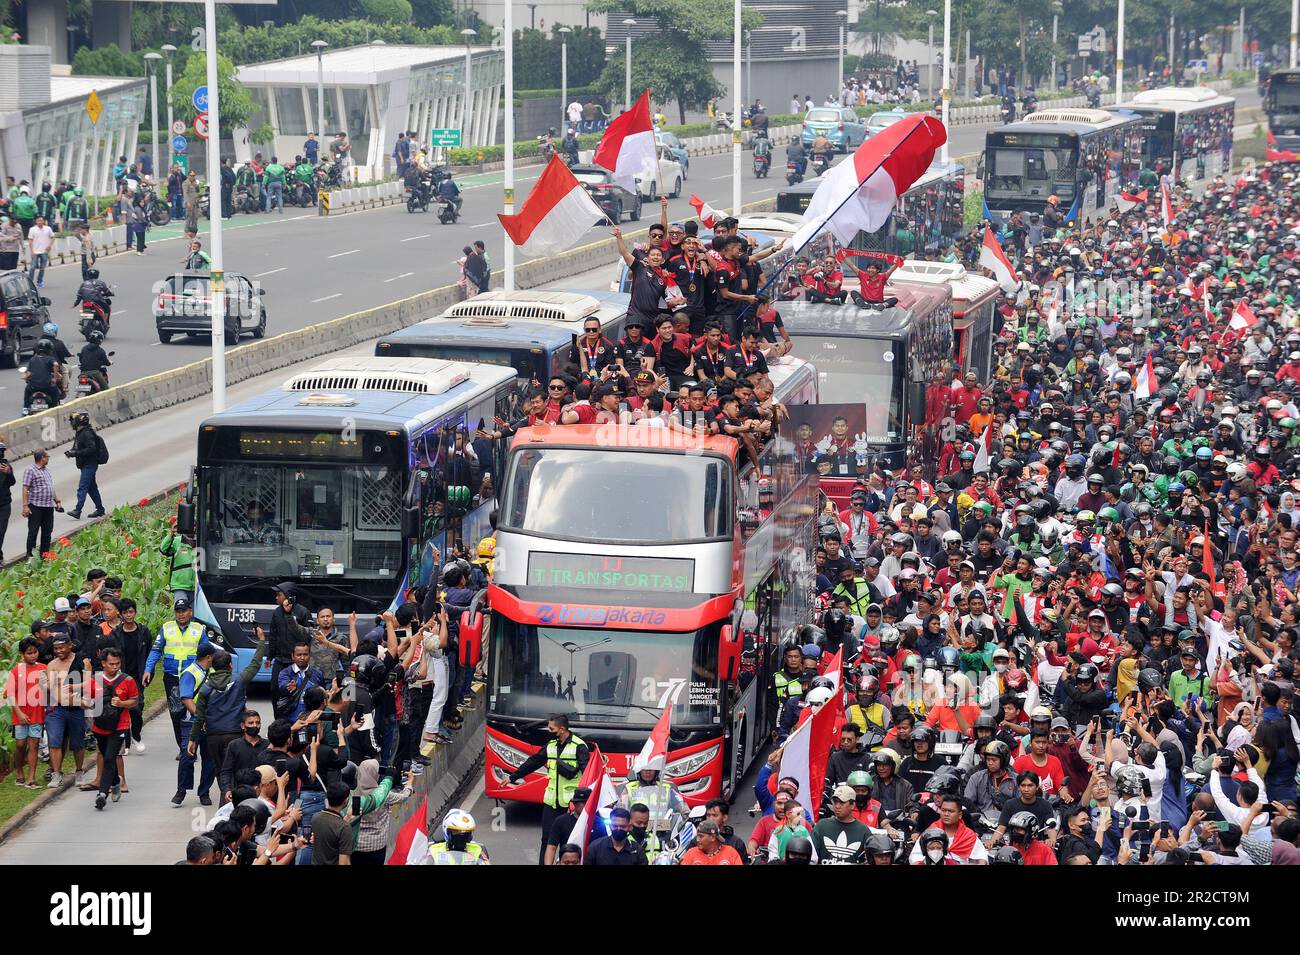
[
  {"x1": 983, "y1": 740, "x2": 1011, "y2": 767},
  {"x1": 237, "y1": 797, "x2": 272, "y2": 835},
  {"x1": 1007, "y1": 810, "x2": 1041, "y2": 845},
  {"x1": 804, "y1": 686, "x2": 836, "y2": 707},
  {"x1": 911, "y1": 725, "x2": 936, "y2": 749},
  {"x1": 35, "y1": 340, "x2": 53, "y2": 356},
  {"x1": 872, "y1": 749, "x2": 900, "y2": 773},
  {"x1": 350, "y1": 654, "x2": 387, "y2": 693},
  {"x1": 42, "y1": 322, "x2": 58, "y2": 338},
  {"x1": 87, "y1": 330, "x2": 104, "y2": 345},
  {"x1": 919, "y1": 827, "x2": 950, "y2": 861},
  {"x1": 84, "y1": 268, "x2": 99, "y2": 281},
  {"x1": 926, "y1": 765, "x2": 966, "y2": 797},
  {"x1": 783, "y1": 836, "x2": 814, "y2": 864},
  {"x1": 1115, "y1": 765, "x2": 1146, "y2": 797},
  {"x1": 936, "y1": 646, "x2": 961, "y2": 672},
  {"x1": 846, "y1": 770, "x2": 873, "y2": 788},
  {"x1": 991, "y1": 845, "x2": 1025, "y2": 865}
]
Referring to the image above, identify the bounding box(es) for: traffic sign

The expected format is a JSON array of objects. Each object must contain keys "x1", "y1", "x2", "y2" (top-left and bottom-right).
[
  {"x1": 1077, "y1": 34, "x2": 1092, "y2": 54},
  {"x1": 171, "y1": 135, "x2": 189, "y2": 153},
  {"x1": 85, "y1": 90, "x2": 102, "y2": 125},
  {"x1": 193, "y1": 113, "x2": 210, "y2": 139},
  {"x1": 172, "y1": 155, "x2": 189, "y2": 174},
  {"x1": 171, "y1": 119, "x2": 186, "y2": 135},
  {"x1": 192, "y1": 85, "x2": 208, "y2": 113},
  {"x1": 1254, "y1": 52, "x2": 1265, "y2": 68},
  {"x1": 429, "y1": 128, "x2": 462, "y2": 147}
]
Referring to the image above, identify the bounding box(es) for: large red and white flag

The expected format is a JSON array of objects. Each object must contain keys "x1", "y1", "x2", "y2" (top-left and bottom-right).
[
  {"x1": 979, "y1": 226, "x2": 1019, "y2": 293},
  {"x1": 789, "y1": 113, "x2": 946, "y2": 251},
  {"x1": 1160, "y1": 181, "x2": 1175, "y2": 228},
  {"x1": 570, "y1": 747, "x2": 619, "y2": 860},
  {"x1": 391, "y1": 798, "x2": 430, "y2": 865},
  {"x1": 972, "y1": 422, "x2": 993, "y2": 473},
  {"x1": 634, "y1": 703, "x2": 672, "y2": 772},
  {"x1": 776, "y1": 682, "x2": 842, "y2": 823},
  {"x1": 688, "y1": 193, "x2": 721, "y2": 228},
  {"x1": 593, "y1": 90, "x2": 659, "y2": 193},
  {"x1": 1135, "y1": 352, "x2": 1156, "y2": 400},
  {"x1": 1229, "y1": 300, "x2": 1259, "y2": 334},
  {"x1": 498, "y1": 155, "x2": 604, "y2": 256}
]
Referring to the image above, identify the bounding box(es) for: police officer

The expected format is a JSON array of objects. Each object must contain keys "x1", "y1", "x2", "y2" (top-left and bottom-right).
[
  {"x1": 506, "y1": 714, "x2": 589, "y2": 864},
  {"x1": 618, "y1": 759, "x2": 687, "y2": 821},
  {"x1": 174, "y1": 642, "x2": 216, "y2": 806},
  {"x1": 142, "y1": 596, "x2": 212, "y2": 749},
  {"x1": 427, "y1": 809, "x2": 490, "y2": 864},
  {"x1": 772, "y1": 641, "x2": 804, "y2": 706}
]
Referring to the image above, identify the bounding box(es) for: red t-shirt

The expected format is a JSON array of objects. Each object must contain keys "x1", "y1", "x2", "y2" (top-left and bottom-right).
[
  {"x1": 565, "y1": 402, "x2": 598, "y2": 425},
  {"x1": 1020, "y1": 840, "x2": 1059, "y2": 865},
  {"x1": 680, "y1": 844, "x2": 744, "y2": 865},
  {"x1": 1012, "y1": 752, "x2": 1065, "y2": 794},
  {"x1": 4, "y1": 662, "x2": 46, "y2": 724},
  {"x1": 87, "y1": 672, "x2": 138, "y2": 734},
  {"x1": 856, "y1": 271, "x2": 888, "y2": 302}
]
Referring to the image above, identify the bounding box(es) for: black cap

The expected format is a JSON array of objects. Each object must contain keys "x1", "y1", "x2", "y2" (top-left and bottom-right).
[
  {"x1": 30, "y1": 619, "x2": 50, "y2": 634},
  {"x1": 173, "y1": 596, "x2": 192, "y2": 611},
  {"x1": 572, "y1": 787, "x2": 592, "y2": 802}
]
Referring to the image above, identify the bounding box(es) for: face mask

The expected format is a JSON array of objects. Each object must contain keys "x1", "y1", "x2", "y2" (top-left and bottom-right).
[
  {"x1": 926, "y1": 846, "x2": 945, "y2": 863},
  {"x1": 244, "y1": 727, "x2": 260, "y2": 738},
  {"x1": 631, "y1": 825, "x2": 648, "y2": 840},
  {"x1": 610, "y1": 828, "x2": 629, "y2": 842},
  {"x1": 995, "y1": 663, "x2": 1008, "y2": 673},
  {"x1": 855, "y1": 794, "x2": 870, "y2": 810}
]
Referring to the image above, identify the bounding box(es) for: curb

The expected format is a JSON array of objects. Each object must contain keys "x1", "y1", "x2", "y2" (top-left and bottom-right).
[{"x1": 0, "y1": 695, "x2": 168, "y2": 848}]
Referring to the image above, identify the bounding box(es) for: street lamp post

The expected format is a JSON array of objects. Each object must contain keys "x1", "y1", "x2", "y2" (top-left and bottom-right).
[
  {"x1": 941, "y1": 0, "x2": 950, "y2": 164},
  {"x1": 460, "y1": 29, "x2": 476, "y2": 146},
  {"x1": 1050, "y1": 6, "x2": 1060, "y2": 91},
  {"x1": 162, "y1": 44, "x2": 176, "y2": 170},
  {"x1": 311, "y1": 40, "x2": 328, "y2": 156},
  {"x1": 504, "y1": 0, "x2": 516, "y2": 291},
  {"x1": 66, "y1": 23, "x2": 76, "y2": 64},
  {"x1": 144, "y1": 52, "x2": 161, "y2": 186},
  {"x1": 1292, "y1": 0, "x2": 1298, "y2": 68},
  {"x1": 837, "y1": 10, "x2": 848, "y2": 101},
  {"x1": 745, "y1": 31, "x2": 752, "y2": 108},
  {"x1": 559, "y1": 26, "x2": 571, "y2": 131},
  {"x1": 926, "y1": 10, "x2": 938, "y2": 100},
  {"x1": 203, "y1": 0, "x2": 226, "y2": 413},
  {"x1": 623, "y1": 18, "x2": 636, "y2": 110},
  {"x1": 732, "y1": 0, "x2": 741, "y2": 216},
  {"x1": 1116, "y1": 0, "x2": 1125, "y2": 104}
]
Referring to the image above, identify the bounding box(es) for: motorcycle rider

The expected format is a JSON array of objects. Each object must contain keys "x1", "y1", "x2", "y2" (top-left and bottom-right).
[
  {"x1": 72, "y1": 268, "x2": 112, "y2": 330},
  {"x1": 617, "y1": 759, "x2": 688, "y2": 820},
  {"x1": 752, "y1": 130, "x2": 772, "y2": 173},
  {"x1": 78, "y1": 331, "x2": 111, "y2": 393},
  {"x1": 40, "y1": 322, "x2": 73, "y2": 368},
  {"x1": 436, "y1": 171, "x2": 462, "y2": 216},
  {"x1": 63, "y1": 187, "x2": 89, "y2": 231},
  {"x1": 562, "y1": 127, "x2": 580, "y2": 165},
  {"x1": 427, "y1": 809, "x2": 490, "y2": 864},
  {"x1": 810, "y1": 132, "x2": 833, "y2": 172},
  {"x1": 403, "y1": 161, "x2": 430, "y2": 208},
  {"x1": 22, "y1": 339, "x2": 62, "y2": 412},
  {"x1": 1001, "y1": 90, "x2": 1017, "y2": 124},
  {"x1": 34, "y1": 181, "x2": 59, "y2": 230},
  {"x1": 785, "y1": 138, "x2": 807, "y2": 179}
]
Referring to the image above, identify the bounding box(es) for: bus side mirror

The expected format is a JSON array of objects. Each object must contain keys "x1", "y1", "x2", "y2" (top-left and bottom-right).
[
  {"x1": 401, "y1": 505, "x2": 420, "y2": 540},
  {"x1": 459, "y1": 611, "x2": 483, "y2": 667},
  {"x1": 176, "y1": 501, "x2": 195, "y2": 537},
  {"x1": 718, "y1": 624, "x2": 741, "y2": 683}
]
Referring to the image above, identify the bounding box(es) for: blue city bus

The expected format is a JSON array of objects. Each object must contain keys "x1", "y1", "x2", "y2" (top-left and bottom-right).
[
  {"x1": 982, "y1": 108, "x2": 1144, "y2": 226},
  {"x1": 179, "y1": 357, "x2": 520, "y2": 681},
  {"x1": 375, "y1": 290, "x2": 629, "y2": 386}
]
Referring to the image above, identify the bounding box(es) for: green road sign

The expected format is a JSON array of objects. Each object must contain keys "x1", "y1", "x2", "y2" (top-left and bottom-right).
[
  {"x1": 172, "y1": 154, "x2": 189, "y2": 174},
  {"x1": 429, "y1": 128, "x2": 462, "y2": 147}
]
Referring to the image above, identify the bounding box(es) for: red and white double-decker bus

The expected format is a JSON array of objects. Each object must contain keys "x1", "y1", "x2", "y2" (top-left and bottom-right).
[{"x1": 461, "y1": 357, "x2": 819, "y2": 805}]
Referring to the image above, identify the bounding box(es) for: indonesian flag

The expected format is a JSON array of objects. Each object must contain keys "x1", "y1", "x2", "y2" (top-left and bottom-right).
[
  {"x1": 1229, "y1": 300, "x2": 1258, "y2": 334},
  {"x1": 634, "y1": 702, "x2": 672, "y2": 772},
  {"x1": 1135, "y1": 352, "x2": 1156, "y2": 399},
  {"x1": 789, "y1": 113, "x2": 946, "y2": 251},
  {"x1": 570, "y1": 747, "x2": 619, "y2": 860},
  {"x1": 776, "y1": 681, "x2": 842, "y2": 827},
  {"x1": 498, "y1": 156, "x2": 604, "y2": 257},
  {"x1": 1119, "y1": 188, "x2": 1148, "y2": 203},
  {"x1": 392, "y1": 797, "x2": 430, "y2": 865},
  {"x1": 1160, "y1": 181, "x2": 1175, "y2": 228},
  {"x1": 689, "y1": 194, "x2": 721, "y2": 228},
  {"x1": 1267, "y1": 130, "x2": 1300, "y2": 162},
  {"x1": 972, "y1": 421, "x2": 993, "y2": 473},
  {"x1": 593, "y1": 89, "x2": 659, "y2": 192},
  {"x1": 979, "y1": 226, "x2": 1019, "y2": 294}
]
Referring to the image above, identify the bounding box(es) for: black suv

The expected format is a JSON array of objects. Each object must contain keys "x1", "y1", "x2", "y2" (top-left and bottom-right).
[
  {"x1": 153, "y1": 270, "x2": 268, "y2": 344},
  {"x1": 570, "y1": 164, "x2": 643, "y2": 223},
  {"x1": 0, "y1": 270, "x2": 52, "y2": 368}
]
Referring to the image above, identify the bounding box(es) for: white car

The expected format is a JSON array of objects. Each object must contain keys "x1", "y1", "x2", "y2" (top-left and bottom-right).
[{"x1": 633, "y1": 146, "x2": 684, "y2": 200}]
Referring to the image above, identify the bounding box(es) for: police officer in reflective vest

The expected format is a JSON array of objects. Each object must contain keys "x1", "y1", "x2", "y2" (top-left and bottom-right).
[
  {"x1": 772, "y1": 642, "x2": 804, "y2": 705},
  {"x1": 142, "y1": 596, "x2": 211, "y2": 749},
  {"x1": 617, "y1": 761, "x2": 687, "y2": 821},
  {"x1": 426, "y1": 809, "x2": 491, "y2": 864},
  {"x1": 506, "y1": 714, "x2": 589, "y2": 865}
]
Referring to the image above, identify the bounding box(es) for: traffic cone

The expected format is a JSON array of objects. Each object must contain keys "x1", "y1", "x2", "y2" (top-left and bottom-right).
[{"x1": 105, "y1": 206, "x2": 114, "y2": 226}]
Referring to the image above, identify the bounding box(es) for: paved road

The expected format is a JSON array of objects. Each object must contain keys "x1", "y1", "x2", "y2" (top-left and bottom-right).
[{"x1": 7, "y1": 90, "x2": 1234, "y2": 412}]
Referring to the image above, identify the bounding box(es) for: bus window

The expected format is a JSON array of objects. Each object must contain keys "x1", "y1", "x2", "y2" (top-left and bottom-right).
[{"x1": 292, "y1": 469, "x2": 344, "y2": 530}]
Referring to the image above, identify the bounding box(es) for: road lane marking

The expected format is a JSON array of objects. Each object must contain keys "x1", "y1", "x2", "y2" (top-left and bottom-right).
[
  {"x1": 311, "y1": 293, "x2": 342, "y2": 303},
  {"x1": 467, "y1": 222, "x2": 496, "y2": 228},
  {"x1": 383, "y1": 272, "x2": 416, "y2": 283},
  {"x1": 255, "y1": 267, "x2": 287, "y2": 277},
  {"x1": 401, "y1": 234, "x2": 430, "y2": 242},
  {"x1": 328, "y1": 249, "x2": 360, "y2": 258}
]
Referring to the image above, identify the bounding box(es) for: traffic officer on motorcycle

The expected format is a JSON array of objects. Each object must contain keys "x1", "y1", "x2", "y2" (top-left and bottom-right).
[
  {"x1": 427, "y1": 809, "x2": 490, "y2": 864},
  {"x1": 141, "y1": 596, "x2": 215, "y2": 751},
  {"x1": 618, "y1": 757, "x2": 688, "y2": 820},
  {"x1": 506, "y1": 714, "x2": 589, "y2": 864}
]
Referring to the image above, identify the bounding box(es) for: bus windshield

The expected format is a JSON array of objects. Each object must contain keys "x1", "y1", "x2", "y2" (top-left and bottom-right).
[
  {"x1": 198, "y1": 448, "x2": 405, "y2": 591},
  {"x1": 490, "y1": 617, "x2": 720, "y2": 727},
  {"x1": 793, "y1": 335, "x2": 904, "y2": 443},
  {"x1": 1271, "y1": 84, "x2": 1300, "y2": 119},
  {"x1": 986, "y1": 144, "x2": 1077, "y2": 200},
  {"x1": 501, "y1": 447, "x2": 732, "y2": 542}
]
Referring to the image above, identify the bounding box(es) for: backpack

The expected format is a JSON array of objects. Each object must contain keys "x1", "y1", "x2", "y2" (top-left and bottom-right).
[{"x1": 95, "y1": 433, "x2": 109, "y2": 465}]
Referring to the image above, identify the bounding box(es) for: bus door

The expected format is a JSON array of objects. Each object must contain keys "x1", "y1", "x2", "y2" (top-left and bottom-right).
[{"x1": 730, "y1": 573, "x2": 777, "y2": 797}]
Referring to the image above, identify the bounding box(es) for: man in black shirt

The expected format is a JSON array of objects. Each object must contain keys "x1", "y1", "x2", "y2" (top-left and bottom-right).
[
  {"x1": 615, "y1": 226, "x2": 668, "y2": 327},
  {"x1": 649, "y1": 316, "x2": 693, "y2": 389},
  {"x1": 729, "y1": 326, "x2": 769, "y2": 380},
  {"x1": 584, "y1": 806, "x2": 647, "y2": 865},
  {"x1": 692, "y1": 323, "x2": 730, "y2": 384},
  {"x1": 0, "y1": 442, "x2": 14, "y2": 562},
  {"x1": 544, "y1": 785, "x2": 591, "y2": 865},
  {"x1": 220, "y1": 710, "x2": 269, "y2": 802},
  {"x1": 615, "y1": 319, "x2": 656, "y2": 378},
  {"x1": 666, "y1": 236, "x2": 711, "y2": 334},
  {"x1": 574, "y1": 315, "x2": 619, "y2": 383}
]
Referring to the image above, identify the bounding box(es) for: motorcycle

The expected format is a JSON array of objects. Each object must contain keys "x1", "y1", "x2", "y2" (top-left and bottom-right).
[
  {"x1": 437, "y1": 196, "x2": 460, "y2": 225},
  {"x1": 19, "y1": 369, "x2": 57, "y2": 415},
  {"x1": 786, "y1": 161, "x2": 804, "y2": 186},
  {"x1": 78, "y1": 300, "x2": 110, "y2": 341},
  {"x1": 406, "y1": 179, "x2": 431, "y2": 213},
  {"x1": 752, "y1": 151, "x2": 770, "y2": 178},
  {"x1": 75, "y1": 351, "x2": 114, "y2": 397},
  {"x1": 1000, "y1": 100, "x2": 1016, "y2": 125},
  {"x1": 141, "y1": 187, "x2": 171, "y2": 226},
  {"x1": 291, "y1": 179, "x2": 317, "y2": 207},
  {"x1": 811, "y1": 151, "x2": 831, "y2": 177}
]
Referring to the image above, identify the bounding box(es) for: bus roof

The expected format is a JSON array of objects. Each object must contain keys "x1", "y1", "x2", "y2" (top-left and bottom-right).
[
  {"x1": 379, "y1": 290, "x2": 629, "y2": 351},
  {"x1": 891, "y1": 259, "x2": 1000, "y2": 311},
  {"x1": 779, "y1": 282, "x2": 951, "y2": 338},
  {"x1": 1006, "y1": 108, "x2": 1139, "y2": 134},
  {"x1": 1114, "y1": 86, "x2": 1234, "y2": 113},
  {"x1": 199, "y1": 357, "x2": 517, "y2": 433},
  {"x1": 510, "y1": 423, "x2": 739, "y2": 459}
]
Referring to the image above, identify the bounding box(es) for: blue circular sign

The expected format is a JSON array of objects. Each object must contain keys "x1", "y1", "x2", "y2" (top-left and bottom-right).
[
  {"x1": 171, "y1": 135, "x2": 189, "y2": 153},
  {"x1": 192, "y1": 85, "x2": 208, "y2": 113}
]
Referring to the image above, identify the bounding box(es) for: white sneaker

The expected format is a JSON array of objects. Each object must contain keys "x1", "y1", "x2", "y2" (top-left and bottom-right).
[
  {"x1": 74, "y1": 771, "x2": 86, "y2": 786},
  {"x1": 133, "y1": 741, "x2": 146, "y2": 754},
  {"x1": 47, "y1": 773, "x2": 63, "y2": 789}
]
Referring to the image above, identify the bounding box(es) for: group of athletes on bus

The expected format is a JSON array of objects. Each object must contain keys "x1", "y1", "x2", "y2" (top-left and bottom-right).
[{"x1": 758, "y1": 162, "x2": 1300, "y2": 866}]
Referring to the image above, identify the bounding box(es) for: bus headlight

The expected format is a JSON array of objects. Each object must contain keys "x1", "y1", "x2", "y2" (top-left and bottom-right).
[
  {"x1": 486, "y1": 735, "x2": 529, "y2": 768},
  {"x1": 665, "y1": 745, "x2": 719, "y2": 779}
]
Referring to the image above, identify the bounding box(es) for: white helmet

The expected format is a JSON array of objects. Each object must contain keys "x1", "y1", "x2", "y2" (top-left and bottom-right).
[
  {"x1": 1226, "y1": 462, "x2": 1248, "y2": 482},
  {"x1": 941, "y1": 530, "x2": 962, "y2": 546},
  {"x1": 805, "y1": 686, "x2": 836, "y2": 708},
  {"x1": 442, "y1": 809, "x2": 476, "y2": 839}
]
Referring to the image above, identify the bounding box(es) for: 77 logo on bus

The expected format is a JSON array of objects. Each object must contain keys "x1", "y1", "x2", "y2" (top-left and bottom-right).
[{"x1": 641, "y1": 677, "x2": 687, "y2": 708}]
